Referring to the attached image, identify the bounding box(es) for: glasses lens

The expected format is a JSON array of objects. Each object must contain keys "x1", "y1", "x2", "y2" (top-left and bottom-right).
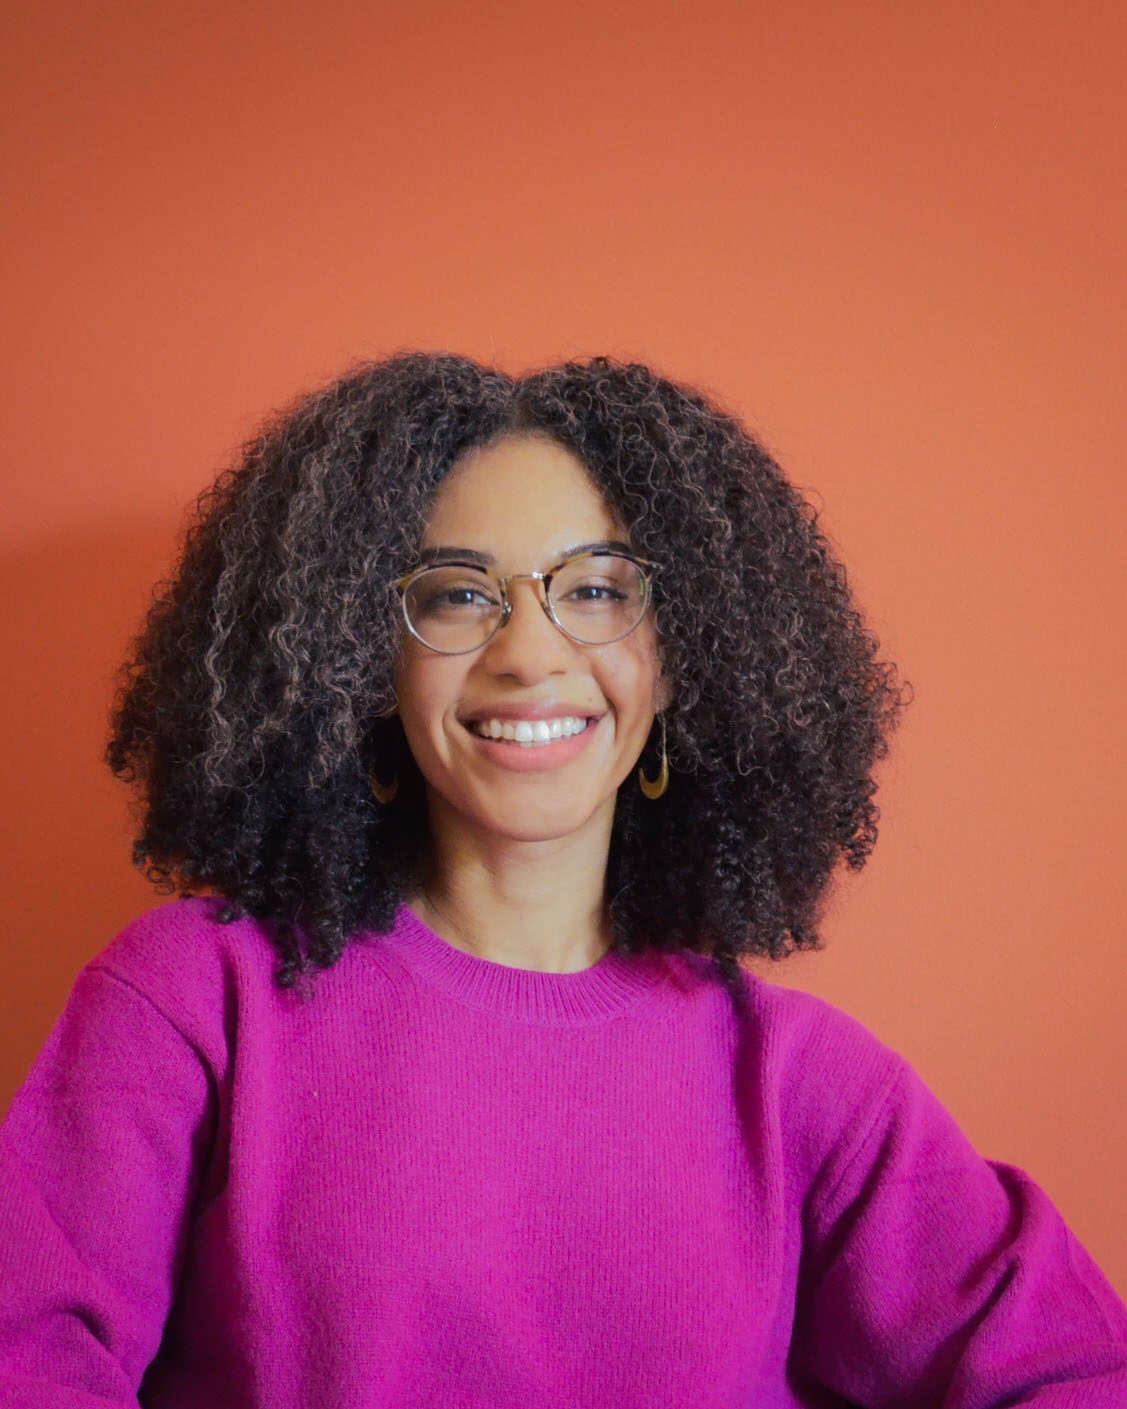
[
  {"x1": 403, "y1": 566, "x2": 502, "y2": 652},
  {"x1": 548, "y1": 555, "x2": 648, "y2": 644}
]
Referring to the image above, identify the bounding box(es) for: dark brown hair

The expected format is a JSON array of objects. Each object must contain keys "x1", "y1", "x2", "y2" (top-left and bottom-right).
[{"x1": 107, "y1": 351, "x2": 911, "y2": 995}]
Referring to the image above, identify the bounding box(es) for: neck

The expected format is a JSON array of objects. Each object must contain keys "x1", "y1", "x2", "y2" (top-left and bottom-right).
[{"x1": 407, "y1": 790, "x2": 615, "y2": 973}]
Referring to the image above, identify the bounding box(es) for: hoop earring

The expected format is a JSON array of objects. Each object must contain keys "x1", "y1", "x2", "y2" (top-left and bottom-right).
[
  {"x1": 369, "y1": 769, "x2": 399, "y2": 805},
  {"x1": 638, "y1": 712, "x2": 669, "y2": 800}
]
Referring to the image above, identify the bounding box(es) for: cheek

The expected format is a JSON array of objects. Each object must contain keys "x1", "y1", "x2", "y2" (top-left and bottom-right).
[
  {"x1": 598, "y1": 633, "x2": 665, "y2": 722},
  {"x1": 393, "y1": 655, "x2": 457, "y2": 749},
  {"x1": 630, "y1": 622, "x2": 666, "y2": 698},
  {"x1": 640, "y1": 626, "x2": 672, "y2": 712}
]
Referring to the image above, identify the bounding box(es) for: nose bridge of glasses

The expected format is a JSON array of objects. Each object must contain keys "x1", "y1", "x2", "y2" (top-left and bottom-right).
[{"x1": 498, "y1": 569, "x2": 554, "y2": 620}]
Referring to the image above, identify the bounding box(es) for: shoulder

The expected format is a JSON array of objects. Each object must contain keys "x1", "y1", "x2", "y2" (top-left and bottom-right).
[
  {"x1": 658, "y1": 951, "x2": 901, "y2": 1077},
  {"x1": 82, "y1": 897, "x2": 406, "y2": 1060},
  {"x1": 92, "y1": 895, "x2": 276, "y2": 988},
  {"x1": 658, "y1": 954, "x2": 907, "y2": 1116},
  {"x1": 740, "y1": 972, "x2": 902, "y2": 1088},
  {"x1": 730, "y1": 970, "x2": 911, "y2": 1179},
  {"x1": 80, "y1": 896, "x2": 281, "y2": 1066}
]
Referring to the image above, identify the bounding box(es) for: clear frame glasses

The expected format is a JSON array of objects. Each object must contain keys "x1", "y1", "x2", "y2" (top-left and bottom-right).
[{"x1": 394, "y1": 549, "x2": 657, "y2": 655}]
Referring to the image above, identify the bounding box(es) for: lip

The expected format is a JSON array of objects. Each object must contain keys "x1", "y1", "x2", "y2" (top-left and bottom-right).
[
  {"x1": 458, "y1": 703, "x2": 604, "y2": 724},
  {"x1": 462, "y1": 714, "x2": 602, "y2": 772}
]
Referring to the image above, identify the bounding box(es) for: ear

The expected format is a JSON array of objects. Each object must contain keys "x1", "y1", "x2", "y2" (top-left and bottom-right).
[{"x1": 655, "y1": 671, "x2": 673, "y2": 713}]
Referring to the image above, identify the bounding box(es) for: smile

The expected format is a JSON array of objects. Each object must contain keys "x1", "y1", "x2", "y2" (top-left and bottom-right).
[
  {"x1": 465, "y1": 716, "x2": 591, "y2": 746},
  {"x1": 459, "y1": 714, "x2": 603, "y2": 772}
]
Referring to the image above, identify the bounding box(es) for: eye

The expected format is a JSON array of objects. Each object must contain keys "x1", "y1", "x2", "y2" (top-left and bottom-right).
[
  {"x1": 406, "y1": 567, "x2": 501, "y2": 619},
  {"x1": 427, "y1": 585, "x2": 495, "y2": 608},
  {"x1": 551, "y1": 556, "x2": 645, "y2": 616},
  {"x1": 561, "y1": 581, "x2": 627, "y2": 603}
]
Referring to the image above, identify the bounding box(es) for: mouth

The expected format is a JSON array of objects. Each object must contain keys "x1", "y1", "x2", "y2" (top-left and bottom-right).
[{"x1": 459, "y1": 714, "x2": 600, "y2": 748}]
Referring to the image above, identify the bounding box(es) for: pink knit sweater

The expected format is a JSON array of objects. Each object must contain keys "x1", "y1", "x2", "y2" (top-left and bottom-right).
[{"x1": 2, "y1": 896, "x2": 1125, "y2": 1406}]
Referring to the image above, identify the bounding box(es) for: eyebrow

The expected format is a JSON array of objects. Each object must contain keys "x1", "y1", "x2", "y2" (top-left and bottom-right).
[{"x1": 416, "y1": 539, "x2": 635, "y2": 567}]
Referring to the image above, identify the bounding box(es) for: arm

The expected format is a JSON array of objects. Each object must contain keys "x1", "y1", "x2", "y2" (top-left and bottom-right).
[
  {"x1": 791, "y1": 1059, "x2": 1127, "y2": 1408},
  {"x1": 0, "y1": 965, "x2": 217, "y2": 1407}
]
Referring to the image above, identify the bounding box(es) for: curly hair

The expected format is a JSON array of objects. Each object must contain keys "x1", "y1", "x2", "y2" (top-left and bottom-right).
[{"x1": 106, "y1": 351, "x2": 912, "y2": 999}]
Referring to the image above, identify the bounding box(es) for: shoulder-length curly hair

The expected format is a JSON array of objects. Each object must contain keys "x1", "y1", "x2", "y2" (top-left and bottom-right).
[{"x1": 107, "y1": 351, "x2": 911, "y2": 996}]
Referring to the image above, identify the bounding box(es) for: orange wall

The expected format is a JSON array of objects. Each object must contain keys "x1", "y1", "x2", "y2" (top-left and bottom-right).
[{"x1": 2, "y1": 1, "x2": 1125, "y2": 1294}]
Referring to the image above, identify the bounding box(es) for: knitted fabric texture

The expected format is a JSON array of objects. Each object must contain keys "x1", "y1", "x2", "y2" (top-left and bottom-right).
[{"x1": 2, "y1": 897, "x2": 1126, "y2": 1407}]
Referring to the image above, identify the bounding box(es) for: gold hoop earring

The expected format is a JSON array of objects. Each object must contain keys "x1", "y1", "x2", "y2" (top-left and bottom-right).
[
  {"x1": 369, "y1": 769, "x2": 399, "y2": 805},
  {"x1": 638, "y1": 713, "x2": 669, "y2": 800}
]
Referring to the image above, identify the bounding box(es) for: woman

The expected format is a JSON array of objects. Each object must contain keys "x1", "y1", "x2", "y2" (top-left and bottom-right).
[{"x1": 2, "y1": 352, "x2": 1124, "y2": 1407}]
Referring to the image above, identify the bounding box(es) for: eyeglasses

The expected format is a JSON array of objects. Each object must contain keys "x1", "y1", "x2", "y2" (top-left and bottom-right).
[{"x1": 394, "y1": 550, "x2": 656, "y2": 655}]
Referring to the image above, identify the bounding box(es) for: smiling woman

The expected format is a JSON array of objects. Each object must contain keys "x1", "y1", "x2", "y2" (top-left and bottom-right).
[
  {"x1": 2, "y1": 352, "x2": 1125, "y2": 1407},
  {"x1": 392, "y1": 433, "x2": 670, "y2": 963},
  {"x1": 88, "y1": 351, "x2": 913, "y2": 996}
]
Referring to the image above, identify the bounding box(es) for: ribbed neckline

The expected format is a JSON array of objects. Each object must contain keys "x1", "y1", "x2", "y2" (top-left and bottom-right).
[{"x1": 374, "y1": 904, "x2": 672, "y2": 1026}]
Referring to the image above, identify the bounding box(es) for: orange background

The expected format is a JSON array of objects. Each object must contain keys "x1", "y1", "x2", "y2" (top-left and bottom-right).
[{"x1": 2, "y1": 1, "x2": 1125, "y2": 1295}]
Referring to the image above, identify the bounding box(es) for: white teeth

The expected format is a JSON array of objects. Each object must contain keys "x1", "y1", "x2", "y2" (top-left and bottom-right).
[{"x1": 468, "y1": 715, "x2": 591, "y2": 746}]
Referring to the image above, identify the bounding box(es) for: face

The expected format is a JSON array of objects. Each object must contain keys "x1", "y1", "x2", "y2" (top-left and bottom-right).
[{"x1": 392, "y1": 432, "x2": 670, "y2": 846}]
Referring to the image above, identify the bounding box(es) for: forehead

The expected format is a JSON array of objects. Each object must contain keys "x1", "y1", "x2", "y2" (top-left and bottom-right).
[{"x1": 420, "y1": 433, "x2": 625, "y2": 566}]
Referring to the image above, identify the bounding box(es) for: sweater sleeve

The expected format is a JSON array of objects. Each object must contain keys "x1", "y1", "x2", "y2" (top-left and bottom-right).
[
  {"x1": 0, "y1": 964, "x2": 217, "y2": 1407},
  {"x1": 790, "y1": 1055, "x2": 1127, "y2": 1408}
]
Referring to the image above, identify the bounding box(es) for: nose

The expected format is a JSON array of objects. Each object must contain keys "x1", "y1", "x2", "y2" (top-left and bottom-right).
[{"x1": 479, "y1": 576, "x2": 575, "y2": 682}]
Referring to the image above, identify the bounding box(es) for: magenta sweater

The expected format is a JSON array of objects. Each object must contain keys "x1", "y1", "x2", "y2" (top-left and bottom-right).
[{"x1": 2, "y1": 898, "x2": 1125, "y2": 1407}]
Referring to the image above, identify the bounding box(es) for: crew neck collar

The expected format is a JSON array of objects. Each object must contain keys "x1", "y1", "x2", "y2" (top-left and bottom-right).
[{"x1": 374, "y1": 903, "x2": 672, "y2": 1026}]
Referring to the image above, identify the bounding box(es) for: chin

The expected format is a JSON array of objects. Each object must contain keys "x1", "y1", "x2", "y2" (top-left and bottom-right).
[
  {"x1": 460, "y1": 786, "x2": 614, "y2": 844},
  {"x1": 474, "y1": 808, "x2": 600, "y2": 845}
]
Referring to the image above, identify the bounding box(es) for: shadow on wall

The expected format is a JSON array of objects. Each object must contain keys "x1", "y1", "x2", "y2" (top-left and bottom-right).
[{"x1": 0, "y1": 518, "x2": 184, "y2": 1108}]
